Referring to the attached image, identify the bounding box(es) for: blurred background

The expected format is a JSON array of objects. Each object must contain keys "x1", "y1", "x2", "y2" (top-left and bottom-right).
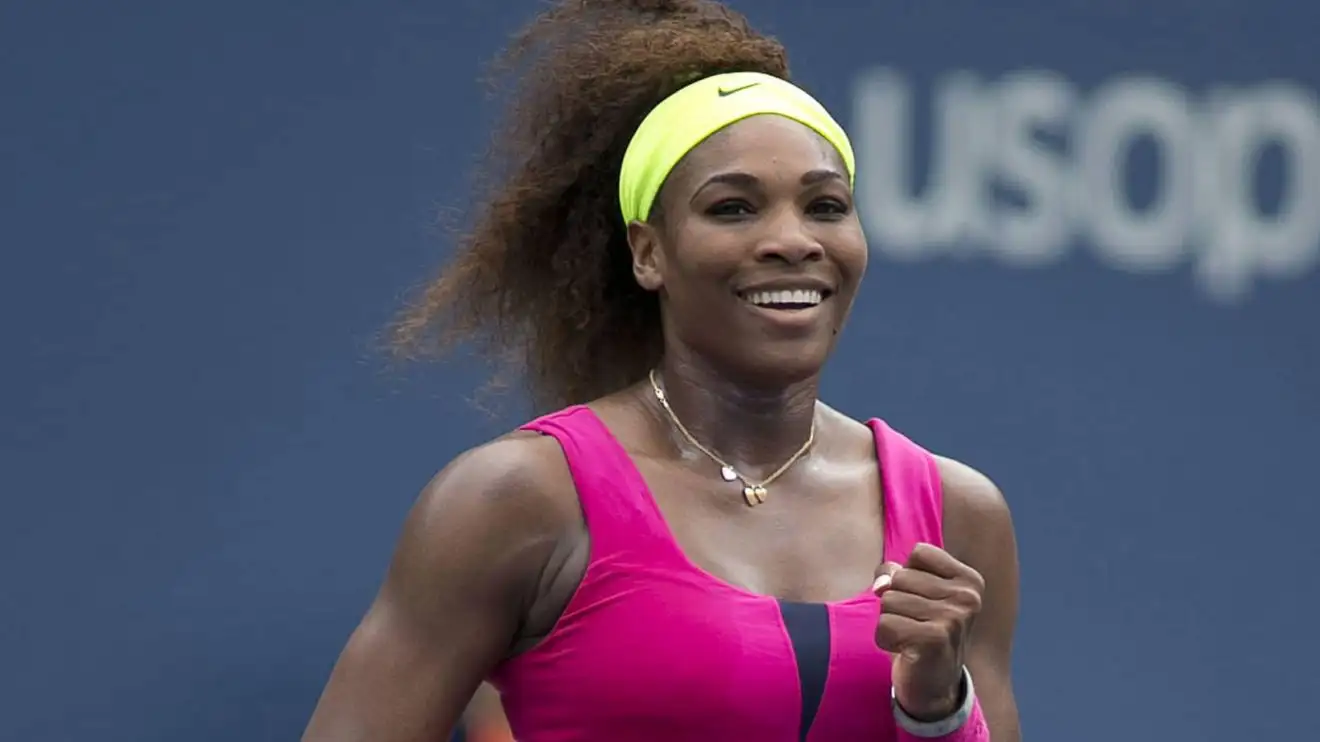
[{"x1": 3, "y1": 1, "x2": 1316, "y2": 740}]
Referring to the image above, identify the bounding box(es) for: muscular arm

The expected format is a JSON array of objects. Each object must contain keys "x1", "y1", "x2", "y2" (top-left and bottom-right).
[
  {"x1": 936, "y1": 456, "x2": 1022, "y2": 742},
  {"x1": 301, "y1": 434, "x2": 574, "y2": 742}
]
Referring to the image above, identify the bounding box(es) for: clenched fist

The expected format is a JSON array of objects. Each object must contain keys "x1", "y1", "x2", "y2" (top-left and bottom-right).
[{"x1": 872, "y1": 543, "x2": 985, "y2": 721}]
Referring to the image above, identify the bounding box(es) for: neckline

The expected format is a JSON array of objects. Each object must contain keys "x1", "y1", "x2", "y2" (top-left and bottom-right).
[{"x1": 577, "y1": 404, "x2": 895, "y2": 607}]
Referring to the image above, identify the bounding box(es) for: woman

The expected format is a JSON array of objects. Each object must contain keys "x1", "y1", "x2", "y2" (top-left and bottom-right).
[{"x1": 303, "y1": 0, "x2": 1021, "y2": 740}]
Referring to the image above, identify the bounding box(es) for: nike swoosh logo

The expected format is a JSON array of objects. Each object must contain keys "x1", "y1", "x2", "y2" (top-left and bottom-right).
[{"x1": 717, "y1": 82, "x2": 761, "y2": 97}]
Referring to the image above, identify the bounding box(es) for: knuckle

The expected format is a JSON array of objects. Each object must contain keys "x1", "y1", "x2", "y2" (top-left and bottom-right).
[
  {"x1": 952, "y1": 585, "x2": 983, "y2": 613},
  {"x1": 966, "y1": 566, "x2": 986, "y2": 591},
  {"x1": 882, "y1": 591, "x2": 915, "y2": 616},
  {"x1": 890, "y1": 568, "x2": 914, "y2": 590}
]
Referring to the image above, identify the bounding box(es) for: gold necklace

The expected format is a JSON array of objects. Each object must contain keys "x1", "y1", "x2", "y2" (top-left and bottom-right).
[{"x1": 648, "y1": 368, "x2": 816, "y2": 507}]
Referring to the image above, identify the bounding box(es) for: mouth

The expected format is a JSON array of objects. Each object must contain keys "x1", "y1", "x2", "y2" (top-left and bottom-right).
[{"x1": 737, "y1": 288, "x2": 832, "y2": 311}]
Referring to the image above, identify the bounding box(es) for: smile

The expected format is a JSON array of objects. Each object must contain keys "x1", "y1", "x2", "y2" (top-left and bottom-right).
[{"x1": 738, "y1": 288, "x2": 828, "y2": 310}]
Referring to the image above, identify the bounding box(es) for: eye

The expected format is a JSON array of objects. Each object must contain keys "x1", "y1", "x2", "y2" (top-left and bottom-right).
[
  {"x1": 807, "y1": 197, "x2": 850, "y2": 219},
  {"x1": 707, "y1": 199, "x2": 755, "y2": 218}
]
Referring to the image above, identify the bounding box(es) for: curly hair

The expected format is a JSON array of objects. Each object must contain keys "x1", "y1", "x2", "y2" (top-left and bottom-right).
[{"x1": 390, "y1": 0, "x2": 790, "y2": 412}]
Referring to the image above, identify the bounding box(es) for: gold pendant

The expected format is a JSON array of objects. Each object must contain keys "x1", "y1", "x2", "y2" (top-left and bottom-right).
[{"x1": 742, "y1": 485, "x2": 767, "y2": 506}]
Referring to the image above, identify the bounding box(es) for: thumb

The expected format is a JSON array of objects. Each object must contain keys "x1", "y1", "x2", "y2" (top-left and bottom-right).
[{"x1": 871, "y1": 561, "x2": 901, "y2": 595}]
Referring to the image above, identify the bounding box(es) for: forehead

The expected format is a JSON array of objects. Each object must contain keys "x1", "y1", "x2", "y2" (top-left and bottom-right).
[{"x1": 667, "y1": 114, "x2": 847, "y2": 189}]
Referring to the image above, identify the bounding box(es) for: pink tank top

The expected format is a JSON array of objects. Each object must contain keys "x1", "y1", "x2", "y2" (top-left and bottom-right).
[{"x1": 488, "y1": 405, "x2": 946, "y2": 742}]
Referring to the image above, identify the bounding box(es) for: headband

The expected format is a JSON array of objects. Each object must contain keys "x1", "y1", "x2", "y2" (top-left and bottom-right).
[{"x1": 618, "y1": 71, "x2": 856, "y2": 223}]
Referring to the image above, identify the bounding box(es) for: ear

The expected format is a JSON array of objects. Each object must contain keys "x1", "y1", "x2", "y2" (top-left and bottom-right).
[{"x1": 627, "y1": 219, "x2": 665, "y2": 291}]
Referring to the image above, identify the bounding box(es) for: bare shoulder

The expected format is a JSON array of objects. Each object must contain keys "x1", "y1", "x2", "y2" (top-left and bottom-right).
[
  {"x1": 930, "y1": 455, "x2": 1017, "y2": 578},
  {"x1": 815, "y1": 403, "x2": 1013, "y2": 529},
  {"x1": 410, "y1": 430, "x2": 580, "y2": 535},
  {"x1": 932, "y1": 455, "x2": 1012, "y2": 523},
  {"x1": 384, "y1": 429, "x2": 585, "y2": 634}
]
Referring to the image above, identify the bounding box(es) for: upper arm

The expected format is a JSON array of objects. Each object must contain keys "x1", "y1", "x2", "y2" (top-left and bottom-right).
[
  {"x1": 936, "y1": 456, "x2": 1022, "y2": 742},
  {"x1": 301, "y1": 434, "x2": 575, "y2": 742}
]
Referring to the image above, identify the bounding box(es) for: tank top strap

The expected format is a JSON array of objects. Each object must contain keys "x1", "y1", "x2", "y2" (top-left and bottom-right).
[
  {"x1": 867, "y1": 418, "x2": 945, "y2": 564},
  {"x1": 519, "y1": 405, "x2": 682, "y2": 562}
]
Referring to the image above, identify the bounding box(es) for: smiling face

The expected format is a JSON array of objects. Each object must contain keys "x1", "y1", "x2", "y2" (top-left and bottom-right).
[{"x1": 627, "y1": 113, "x2": 868, "y2": 384}]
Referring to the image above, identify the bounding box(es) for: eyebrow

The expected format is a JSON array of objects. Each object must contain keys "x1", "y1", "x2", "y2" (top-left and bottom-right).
[
  {"x1": 690, "y1": 168, "x2": 847, "y2": 199},
  {"x1": 800, "y1": 169, "x2": 846, "y2": 186}
]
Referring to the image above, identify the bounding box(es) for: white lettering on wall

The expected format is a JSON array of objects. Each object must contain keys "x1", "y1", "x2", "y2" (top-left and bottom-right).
[{"x1": 851, "y1": 68, "x2": 1320, "y2": 301}]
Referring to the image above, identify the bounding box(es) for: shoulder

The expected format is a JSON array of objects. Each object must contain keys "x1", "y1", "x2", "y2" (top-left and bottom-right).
[
  {"x1": 838, "y1": 406, "x2": 1015, "y2": 560},
  {"x1": 842, "y1": 408, "x2": 1008, "y2": 524},
  {"x1": 393, "y1": 430, "x2": 583, "y2": 604},
  {"x1": 933, "y1": 455, "x2": 1011, "y2": 524},
  {"x1": 931, "y1": 455, "x2": 1017, "y2": 574},
  {"x1": 419, "y1": 430, "x2": 577, "y2": 514},
  {"x1": 814, "y1": 407, "x2": 1017, "y2": 556}
]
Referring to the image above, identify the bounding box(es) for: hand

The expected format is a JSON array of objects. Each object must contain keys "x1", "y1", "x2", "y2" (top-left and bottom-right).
[{"x1": 872, "y1": 543, "x2": 985, "y2": 721}]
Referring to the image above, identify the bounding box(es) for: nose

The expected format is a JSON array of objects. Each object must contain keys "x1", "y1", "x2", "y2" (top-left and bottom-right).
[{"x1": 752, "y1": 212, "x2": 825, "y2": 264}]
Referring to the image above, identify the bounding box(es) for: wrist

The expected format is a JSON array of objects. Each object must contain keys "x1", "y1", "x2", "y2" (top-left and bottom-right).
[
  {"x1": 892, "y1": 666, "x2": 977, "y2": 738},
  {"x1": 895, "y1": 673, "x2": 964, "y2": 721}
]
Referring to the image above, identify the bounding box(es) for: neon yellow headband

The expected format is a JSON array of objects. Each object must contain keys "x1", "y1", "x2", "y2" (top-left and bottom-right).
[{"x1": 618, "y1": 71, "x2": 855, "y2": 223}]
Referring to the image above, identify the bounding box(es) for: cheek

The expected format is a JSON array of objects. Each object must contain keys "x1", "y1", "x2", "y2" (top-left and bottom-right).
[
  {"x1": 832, "y1": 228, "x2": 870, "y2": 286},
  {"x1": 668, "y1": 232, "x2": 743, "y2": 289},
  {"x1": 849, "y1": 241, "x2": 869, "y2": 276}
]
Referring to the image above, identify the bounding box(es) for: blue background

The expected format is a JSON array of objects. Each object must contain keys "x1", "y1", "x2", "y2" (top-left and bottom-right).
[{"x1": 3, "y1": 2, "x2": 1316, "y2": 740}]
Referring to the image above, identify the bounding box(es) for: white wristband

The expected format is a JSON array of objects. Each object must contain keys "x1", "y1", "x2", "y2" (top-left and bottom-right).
[{"x1": 891, "y1": 665, "x2": 976, "y2": 738}]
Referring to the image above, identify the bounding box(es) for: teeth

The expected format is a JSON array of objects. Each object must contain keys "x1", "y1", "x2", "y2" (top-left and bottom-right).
[{"x1": 745, "y1": 289, "x2": 823, "y2": 307}]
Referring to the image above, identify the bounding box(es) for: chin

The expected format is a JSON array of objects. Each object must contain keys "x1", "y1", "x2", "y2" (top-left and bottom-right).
[{"x1": 735, "y1": 338, "x2": 835, "y2": 386}]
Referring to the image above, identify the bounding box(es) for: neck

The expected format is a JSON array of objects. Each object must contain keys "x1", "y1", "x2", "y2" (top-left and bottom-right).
[{"x1": 649, "y1": 351, "x2": 820, "y2": 475}]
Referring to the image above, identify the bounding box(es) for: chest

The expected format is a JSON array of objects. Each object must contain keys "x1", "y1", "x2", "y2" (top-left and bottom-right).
[{"x1": 638, "y1": 457, "x2": 886, "y2": 603}]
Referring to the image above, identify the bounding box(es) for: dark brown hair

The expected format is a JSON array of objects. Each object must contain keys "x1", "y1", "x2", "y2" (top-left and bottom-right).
[{"x1": 390, "y1": 0, "x2": 790, "y2": 411}]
